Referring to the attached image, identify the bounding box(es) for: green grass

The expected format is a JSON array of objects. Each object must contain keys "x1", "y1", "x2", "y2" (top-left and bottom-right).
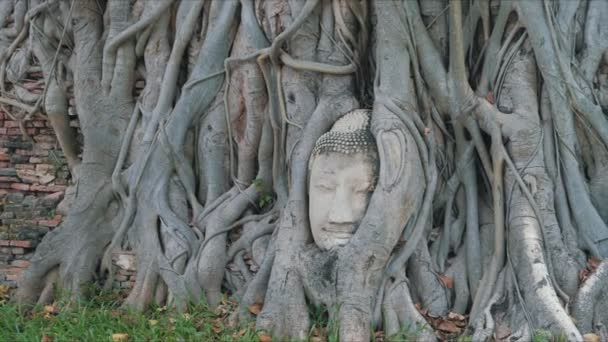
[{"x1": 0, "y1": 289, "x2": 260, "y2": 342}]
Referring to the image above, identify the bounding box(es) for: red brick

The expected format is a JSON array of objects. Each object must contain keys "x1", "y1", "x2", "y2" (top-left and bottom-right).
[
  {"x1": 0, "y1": 153, "x2": 8, "y2": 161},
  {"x1": 0, "y1": 128, "x2": 6, "y2": 135},
  {"x1": 32, "y1": 120, "x2": 46, "y2": 128},
  {"x1": 10, "y1": 260, "x2": 30, "y2": 268},
  {"x1": 26, "y1": 128, "x2": 37, "y2": 135},
  {"x1": 0, "y1": 240, "x2": 10, "y2": 246},
  {"x1": 7, "y1": 128, "x2": 22, "y2": 135},
  {"x1": 10, "y1": 240, "x2": 34, "y2": 248},
  {"x1": 30, "y1": 185, "x2": 66, "y2": 192},
  {"x1": 9, "y1": 183, "x2": 30, "y2": 191},
  {"x1": 4, "y1": 121, "x2": 20, "y2": 128},
  {"x1": 39, "y1": 217, "x2": 62, "y2": 227},
  {"x1": 0, "y1": 162, "x2": 9, "y2": 168},
  {"x1": 0, "y1": 176, "x2": 19, "y2": 182}
]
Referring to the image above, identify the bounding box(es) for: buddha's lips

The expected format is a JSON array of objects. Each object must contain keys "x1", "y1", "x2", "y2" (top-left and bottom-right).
[{"x1": 322, "y1": 227, "x2": 355, "y2": 237}]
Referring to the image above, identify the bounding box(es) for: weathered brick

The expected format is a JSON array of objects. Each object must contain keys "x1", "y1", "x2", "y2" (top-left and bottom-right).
[
  {"x1": 0, "y1": 240, "x2": 10, "y2": 246},
  {"x1": 6, "y1": 273, "x2": 21, "y2": 281},
  {"x1": 7, "y1": 128, "x2": 22, "y2": 135},
  {"x1": 114, "y1": 274, "x2": 128, "y2": 282},
  {"x1": 10, "y1": 240, "x2": 36, "y2": 248},
  {"x1": 0, "y1": 168, "x2": 17, "y2": 176},
  {"x1": 6, "y1": 192, "x2": 24, "y2": 203},
  {"x1": 28, "y1": 157, "x2": 47, "y2": 163},
  {"x1": 0, "y1": 140, "x2": 32, "y2": 149},
  {"x1": 30, "y1": 185, "x2": 66, "y2": 192},
  {"x1": 35, "y1": 164, "x2": 53, "y2": 173},
  {"x1": 9, "y1": 183, "x2": 30, "y2": 191},
  {"x1": 0, "y1": 176, "x2": 20, "y2": 182},
  {"x1": 0, "y1": 212, "x2": 14, "y2": 219},
  {"x1": 14, "y1": 164, "x2": 34, "y2": 170},
  {"x1": 10, "y1": 247, "x2": 25, "y2": 254},
  {"x1": 15, "y1": 149, "x2": 32, "y2": 155},
  {"x1": 38, "y1": 215, "x2": 62, "y2": 227},
  {"x1": 10, "y1": 259, "x2": 30, "y2": 268},
  {"x1": 10, "y1": 154, "x2": 29, "y2": 164},
  {"x1": 0, "y1": 153, "x2": 9, "y2": 161}
]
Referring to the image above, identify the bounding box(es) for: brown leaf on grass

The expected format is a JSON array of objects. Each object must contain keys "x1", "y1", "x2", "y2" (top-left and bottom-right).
[
  {"x1": 111, "y1": 333, "x2": 129, "y2": 342},
  {"x1": 232, "y1": 329, "x2": 247, "y2": 339},
  {"x1": 0, "y1": 284, "x2": 9, "y2": 301},
  {"x1": 248, "y1": 303, "x2": 263, "y2": 315},
  {"x1": 211, "y1": 319, "x2": 223, "y2": 334},
  {"x1": 583, "y1": 333, "x2": 600, "y2": 342},
  {"x1": 437, "y1": 320, "x2": 461, "y2": 333},
  {"x1": 258, "y1": 333, "x2": 272, "y2": 342},
  {"x1": 43, "y1": 304, "x2": 59, "y2": 319},
  {"x1": 438, "y1": 275, "x2": 453, "y2": 289},
  {"x1": 41, "y1": 335, "x2": 53, "y2": 342}
]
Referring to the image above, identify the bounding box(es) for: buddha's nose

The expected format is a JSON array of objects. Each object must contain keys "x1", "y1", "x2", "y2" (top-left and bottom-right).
[{"x1": 328, "y1": 188, "x2": 356, "y2": 225}]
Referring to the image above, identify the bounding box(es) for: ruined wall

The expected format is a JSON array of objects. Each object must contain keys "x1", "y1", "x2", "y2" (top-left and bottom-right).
[
  {"x1": 0, "y1": 80, "x2": 145, "y2": 292},
  {"x1": 0, "y1": 110, "x2": 72, "y2": 288}
]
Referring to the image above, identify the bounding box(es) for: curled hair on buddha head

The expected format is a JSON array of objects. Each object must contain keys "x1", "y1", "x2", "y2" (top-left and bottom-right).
[
  {"x1": 308, "y1": 109, "x2": 379, "y2": 177},
  {"x1": 311, "y1": 109, "x2": 376, "y2": 158}
]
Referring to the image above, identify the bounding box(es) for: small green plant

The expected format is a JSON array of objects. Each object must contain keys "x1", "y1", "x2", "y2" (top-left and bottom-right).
[
  {"x1": 532, "y1": 329, "x2": 552, "y2": 342},
  {"x1": 258, "y1": 193, "x2": 274, "y2": 209}
]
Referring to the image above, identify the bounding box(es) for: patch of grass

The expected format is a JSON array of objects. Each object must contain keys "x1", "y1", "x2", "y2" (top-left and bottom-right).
[{"x1": 0, "y1": 289, "x2": 259, "y2": 342}]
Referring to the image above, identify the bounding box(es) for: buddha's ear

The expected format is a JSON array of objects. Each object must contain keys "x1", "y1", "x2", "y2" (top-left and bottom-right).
[{"x1": 376, "y1": 129, "x2": 406, "y2": 192}]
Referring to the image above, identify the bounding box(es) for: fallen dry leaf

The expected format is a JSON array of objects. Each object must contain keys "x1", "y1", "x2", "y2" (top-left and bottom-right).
[
  {"x1": 437, "y1": 320, "x2": 461, "y2": 333},
  {"x1": 447, "y1": 312, "x2": 465, "y2": 321},
  {"x1": 43, "y1": 304, "x2": 59, "y2": 319},
  {"x1": 0, "y1": 284, "x2": 9, "y2": 301},
  {"x1": 232, "y1": 329, "x2": 247, "y2": 339},
  {"x1": 211, "y1": 319, "x2": 223, "y2": 334},
  {"x1": 258, "y1": 333, "x2": 272, "y2": 342},
  {"x1": 112, "y1": 333, "x2": 129, "y2": 342},
  {"x1": 148, "y1": 319, "x2": 158, "y2": 326},
  {"x1": 583, "y1": 333, "x2": 600, "y2": 342},
  {"x1": 248, "y1": 303, "x2": 263, "y2": 315}
]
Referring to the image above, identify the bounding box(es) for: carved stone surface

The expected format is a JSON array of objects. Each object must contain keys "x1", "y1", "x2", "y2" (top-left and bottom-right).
[{"x1": 308, "y1": 110, "x2": 378, "y2": 250}]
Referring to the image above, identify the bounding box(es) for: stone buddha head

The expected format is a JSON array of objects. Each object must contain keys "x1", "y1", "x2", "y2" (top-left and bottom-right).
[{"x1": 308, "y1": 109, "x2": 379, "y2": 250}]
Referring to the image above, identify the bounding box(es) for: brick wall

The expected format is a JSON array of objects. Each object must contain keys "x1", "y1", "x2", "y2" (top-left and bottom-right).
[
  {"x1": 0, "y1": 110, "x2": 137, "y2": 293},
  {"x1": 0, "y1": 110, "x2": 70, "y2": 288}
]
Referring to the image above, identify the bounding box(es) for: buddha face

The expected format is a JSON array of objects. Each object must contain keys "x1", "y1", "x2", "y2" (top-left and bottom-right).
[{"x1": 308, "y1": 152, "x2": 377, "y2": 250}]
